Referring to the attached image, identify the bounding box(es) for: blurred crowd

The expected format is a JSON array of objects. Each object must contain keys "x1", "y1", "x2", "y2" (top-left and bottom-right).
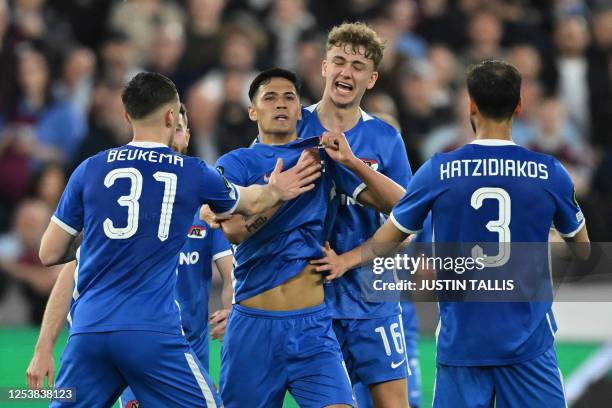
[{"x1": 0, "y1": 0, "x2": 610, "y2": 324}]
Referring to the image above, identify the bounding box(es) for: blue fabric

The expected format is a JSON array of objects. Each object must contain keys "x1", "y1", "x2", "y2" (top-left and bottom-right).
[
  {"x1": 391, "y1": 141, "x2": 584, "y2": 365},
  {"x1": 219, "y1": 303, "x2": 354, "y2": 408},
  {"x1": 433, "y1": 346, "x2": 566, "y2": 408},
  {"x1": 53, "y1": 331, "x2": 222, "y2": 408},
  {"x1": 215, "y1": 135, "x2": 357, "y2": 303},
  {"x1": 298, "y1": 105, "x2": 413, "y2": 319},
  {"x1": 54, "y1": 144, "x2": 238, "y2": 335}
]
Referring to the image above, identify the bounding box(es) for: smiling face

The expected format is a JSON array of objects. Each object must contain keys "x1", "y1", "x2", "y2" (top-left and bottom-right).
[
  {"x1": 249, "y1": 77, "x2": 301, "y2": 138},
  {"x1": 322, "y1": 44, "x2": 379, "y2": 109}
]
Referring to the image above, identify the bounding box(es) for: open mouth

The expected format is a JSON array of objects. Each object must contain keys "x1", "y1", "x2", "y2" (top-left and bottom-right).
[
  {"x1": 335, "y1": 81, "x2": 354, "y2": 94},
  {"x1": 274, "y1": 114, "x2": 289, "y2": 121}
]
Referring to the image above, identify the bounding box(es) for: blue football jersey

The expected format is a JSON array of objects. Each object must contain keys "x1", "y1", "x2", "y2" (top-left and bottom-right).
[
  {"x1": 391, "y1": 139, "x2": 585, "y2": 365},
  {"x1": 53, "y1": 141, "x2": 239, "y2": 335},
  {"x1": 216, "y1": 136, "x2": 360, "y2": 303},
  {"x1": 297, "y1": 105, "x2": 413, "y2": 319},
  {"x1": 175, "y1": 212, "x2": 232, "y2": 354}
]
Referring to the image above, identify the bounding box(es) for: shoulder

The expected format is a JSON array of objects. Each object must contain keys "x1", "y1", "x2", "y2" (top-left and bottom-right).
[{"x1": 360, "y1": 112, "x2": 402, "y2": 140}]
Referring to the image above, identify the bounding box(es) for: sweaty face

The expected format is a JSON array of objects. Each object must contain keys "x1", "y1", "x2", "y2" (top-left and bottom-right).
[
  {"x1": 250, "y1": 77, "x2": 301, "y2": 137},
  {"x1": 172, "y1": 113, "x2": 189, "y2": 154},
  {"x1": 322, "y1": 44, "x2": 378, "y2": 109}
]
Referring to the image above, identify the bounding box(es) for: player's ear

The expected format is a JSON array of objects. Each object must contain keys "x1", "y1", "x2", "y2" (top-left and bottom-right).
[
  {"x1": 366, "y1": 71, "x2": 379, "y2": 90},
  {"x1": 514, "y1": 97, "x2": 523, "y2": 116},
  {"x1": 321, "y1": 59, "x2": 327, "y2": 78},
  {"x1": 165, "y1": 108, "x2": 174, "y2": 128},
  {"x1": 469, "y1": 99, "x2": 479, "y2": 116},
  {"x1": 123, "y1": 111, "x2": 132, "y2": 125},
  {"x1": 248, "y1": 104, "x2": 258, "y2": 122}
]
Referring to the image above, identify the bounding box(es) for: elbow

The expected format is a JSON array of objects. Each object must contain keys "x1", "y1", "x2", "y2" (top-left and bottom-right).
[{"x1": 39, "y1": 246, "x2": 60, "y2": 267}]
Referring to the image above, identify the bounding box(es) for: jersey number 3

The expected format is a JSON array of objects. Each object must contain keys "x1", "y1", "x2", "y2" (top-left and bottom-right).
[
  {"x1": 103, "y1": 167, "x2": 177, "y2": 241},
  {"x1": 470, "y1": 187, "x2": 511, "y2": 267}
]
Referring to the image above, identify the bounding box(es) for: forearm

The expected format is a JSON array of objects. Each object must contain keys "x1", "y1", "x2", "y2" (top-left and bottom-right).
[
  {"x1": 215, "y1": 256, "x2": 234, "y2": 309},
  {"x1": 220, "y1": 205, "x2": 280, "y2": 244},
  {"x1": 235, "y1": 185, "x2": 281, "y2": 216},
  {"x1": 346, "y1": 157, "x2": 405, "y2": 213},
  {"x1": 34, "y1": 263, "x2": 74, "y2": 352},
  {"x1": 344, "y1": 220, "x2": 408, "y2": 270}
]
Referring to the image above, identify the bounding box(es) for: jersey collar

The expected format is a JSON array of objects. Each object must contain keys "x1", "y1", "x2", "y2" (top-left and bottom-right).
[
  {"x1": 128, "y1": 141, "x2": 170, "y2": 148},
  {"x1": 470, "y1": 139, "x2": 516, "y2": 146}
]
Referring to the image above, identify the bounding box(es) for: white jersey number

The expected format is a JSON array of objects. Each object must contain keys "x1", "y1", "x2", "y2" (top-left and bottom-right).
[
  {"x1": 104, "y1": 168, "x2": 177, "y2": 241},
  {"x1": 470, "y1": 187, "x2": 511, "y2": 267}
]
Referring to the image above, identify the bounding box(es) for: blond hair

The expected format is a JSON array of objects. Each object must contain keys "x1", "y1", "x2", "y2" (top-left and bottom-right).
[{"x1": 326, "y1": 22, "x2": 385, "y2": 69}]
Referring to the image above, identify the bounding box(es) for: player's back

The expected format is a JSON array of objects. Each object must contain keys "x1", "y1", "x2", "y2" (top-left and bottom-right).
[
  {"x1": 55, "y1": 141, "x2": 238, "y2": 335},
  {"x1": 392, "y1": 139, "x2": 585, "y2": 365},
  {"x1": 426, "y1": 140, "x2": 582, "y2": 244}
]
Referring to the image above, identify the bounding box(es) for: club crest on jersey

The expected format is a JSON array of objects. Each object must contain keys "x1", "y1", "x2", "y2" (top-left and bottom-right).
[
  {"x1": 360, "y1": 158, "x2": 379, "y2": 171},
  {"x1": 125, "y1": 401, "x2": 140, "y2": 408},
  {"x1": 188, "y1": 225, "x2": 207, "y2": 239}
]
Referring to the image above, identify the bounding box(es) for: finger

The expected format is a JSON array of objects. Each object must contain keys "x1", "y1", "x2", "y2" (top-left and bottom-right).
[
  {"x1": 272, "y1": 158, "x2": 283, "y2": 175},
  {"x1": 49, "y1": 368, "x2": 55, "y2": 388},
  {"x1": 324, "y1": 241, "x2": 332, "y2": 251},
  {"x1": 296, "y1": 163, "x2": 322, "y2": 178},
  {"x1": 295, "y1": 184, "x2": 316, "y2": 194},
  {"x1": 26, "y1": 371, "x2": 32, "y2": 389},
  {"x1": 309, "y1": 258, "x2": 327, "y2": 265},
  {"x1": 315, "y1": 264, "x2": 333, "y2": 273}
]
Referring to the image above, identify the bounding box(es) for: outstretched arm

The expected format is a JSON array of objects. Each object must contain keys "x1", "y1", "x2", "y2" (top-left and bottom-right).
[
  {"x1": 321, "y1": 132, "x2": 405, "y2": 213},
  {"x1": 26, "y1": 261, "x2": 75, "y2": 389},
  {"x1": 311, "y1": 218, "x2": 409, "y2": 281}
]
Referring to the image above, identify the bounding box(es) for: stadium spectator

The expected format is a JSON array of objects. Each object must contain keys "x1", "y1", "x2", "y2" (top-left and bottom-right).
[
  {"x1": 0, "y1": 199, "x2": 59, "y2": 324},
  {"x1": 554, "y1": 15, "x2": 591, "y2": 138},
  {"x1": 185, "y1": 85, "x2": 222, "y2": 164},
  {"x1": 179, "y1": 0, "x2": 227, "y2": 76},
  {"x1": 98, "y1": 30, "x2": 141, "y2": 85},
  {"x1": 387, "y1": 0, "x2": 428, "y2": 60},
  {"x1": 108, "y1": 0, "x2": 184, "y2": 67},
  {"x1": 265, "y1": 0, "x2": 316, "y2": 70},
  {"x1": 295, "y1": 33, "x2": 326, "y2": 105},
  {"x1": 146, "y1": 21, "x2": 190, "y2": 96},
  {"x1": 53, "y1": 47, "x2": 96, "y2": 116},
  {"x1": 71, "y1": 79, "x2": 131, "y2": 169},
  {"x1": 30, "y1": 162, "x2": 66, "y2": 211}
]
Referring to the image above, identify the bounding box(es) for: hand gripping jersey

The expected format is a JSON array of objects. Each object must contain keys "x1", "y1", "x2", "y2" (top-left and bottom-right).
[
  {"x1": 391, "y1": 139, "x2": 585, "y2": 365},
  {"x1": 215, "y1": 135, "x2": 360, "y2": 302},
  {"x1": 297, "y1": 104, "x2": 413, "y2": 319},
  {"x1": 53, "y1": 141, "x2": 239, "y2": 336}
]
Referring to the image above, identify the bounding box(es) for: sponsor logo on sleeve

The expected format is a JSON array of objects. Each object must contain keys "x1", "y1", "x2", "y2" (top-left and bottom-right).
[{"x1": 188, "y1": 225, "x2": 207, "y2": 239}]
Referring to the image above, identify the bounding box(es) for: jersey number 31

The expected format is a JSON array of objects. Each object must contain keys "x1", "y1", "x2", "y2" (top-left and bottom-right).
[{"x1": 103, "y1": 167, "x2": 177, "y2": 241}]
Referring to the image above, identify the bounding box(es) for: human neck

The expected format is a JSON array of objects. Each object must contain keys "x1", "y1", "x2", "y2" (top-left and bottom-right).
[
  {"x1": 316, "y1": 96, "x2": 362, "y2": 133},
  {"x1": 259, "y1": 131, "x2": 298, "y2": 146},
  {"x1": 131, "y1": 125, "x2": 172, "y2": 146},
  {"x1": 473, "y1": 118, "x2": 513, "y2": 141}
]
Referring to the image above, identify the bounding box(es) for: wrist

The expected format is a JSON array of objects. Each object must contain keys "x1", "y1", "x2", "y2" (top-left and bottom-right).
[
  {"x1": 345, "y1": 155, "x2": 361, "y2": 170},
  {"x1": 34, "y1": 339, "x2": 54, "y2": 353}
]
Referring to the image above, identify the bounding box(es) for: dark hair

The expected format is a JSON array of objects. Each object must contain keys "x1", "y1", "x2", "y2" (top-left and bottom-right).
[
  {"x1": 121, "y1": 72, "x2": 178, "y2": 119},
  {"x1": 248, "y1": 68, "x2": 301, "y2": 102},
  {"x1": 179, "y1": 102, "x2": 188, "y2": 126},
  {"x1": 466, "y1": 60, "x2": 522, "y2": 120}
]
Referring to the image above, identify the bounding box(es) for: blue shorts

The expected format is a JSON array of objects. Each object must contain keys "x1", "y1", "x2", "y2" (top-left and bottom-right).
[
  {"x1": 51, "y1": 331, "x2": 222, "y2": 408},
  {"x1": 433, "y1": 346, "x2": 566, "y2": 408},
  {"x1": 119, "y1": 330, "x2": 211, "y2": 408},
  {"x1": 333, "y1": 314, "x2": 410, "y2": 386},
  {"x1": 220, "y1": 303, "x2": 354, "y2": 408}
]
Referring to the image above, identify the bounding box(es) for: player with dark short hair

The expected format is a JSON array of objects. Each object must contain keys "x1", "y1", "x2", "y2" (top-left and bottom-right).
[
  {"x1": 312, "y1": 60, "x2": 590, "y2": 408},
  {"x1": 38, "y1": 71, "x2": 321, "y2": 407}
]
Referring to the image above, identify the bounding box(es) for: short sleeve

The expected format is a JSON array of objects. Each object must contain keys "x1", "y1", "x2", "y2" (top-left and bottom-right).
[
  {"x1": 215, "y1": 153, "x2": 248, "y2": 186},
  {"x1": 385, "y1": 133, "x2": 413, "y2": 188},
  {"x1": 389, "y1": 159, "x2": 435, "y2": 234},
  {"x1": 52, "y1": 160, "x2": 87, "y2": 235},
  {"x1": 197, "y1": 160, "x2": 241, "y2": 216},
  {"x1": 551, "y1": 160, "x2": 585, "y2": 237},
  {"x1": 211, "y1": 226, "x2": 232, "y2": 261}
]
